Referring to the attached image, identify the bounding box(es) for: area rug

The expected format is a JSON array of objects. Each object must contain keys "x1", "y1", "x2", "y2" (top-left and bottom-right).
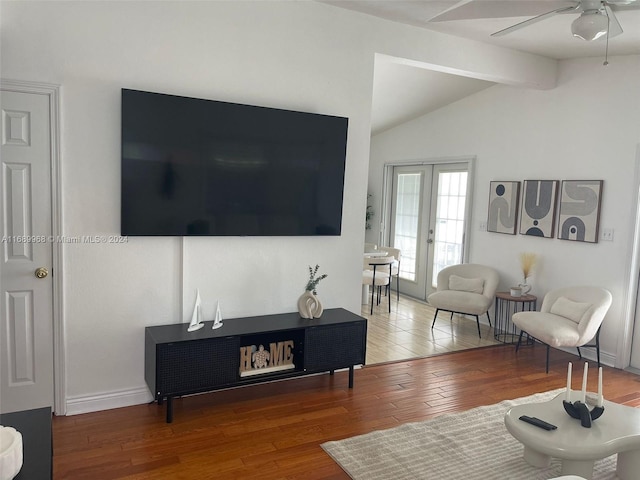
[{"x1": 321, "y1": 389, "x2": 618, "y2": 480}]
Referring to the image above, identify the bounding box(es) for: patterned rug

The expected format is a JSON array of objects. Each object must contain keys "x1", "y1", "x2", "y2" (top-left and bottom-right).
[{"x1": 321, "y1": 389, "x2": 618, "y2": 479}]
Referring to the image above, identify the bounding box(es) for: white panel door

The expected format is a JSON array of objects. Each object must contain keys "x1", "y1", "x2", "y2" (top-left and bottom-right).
[{"x1": 0, "y1": 89, "x2": 54, "y2": 413}]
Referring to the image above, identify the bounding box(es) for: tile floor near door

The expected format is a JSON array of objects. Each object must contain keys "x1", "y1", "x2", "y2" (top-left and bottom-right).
[{"x1": 361, "y1": 294, "x2": 503, "y2": 365}]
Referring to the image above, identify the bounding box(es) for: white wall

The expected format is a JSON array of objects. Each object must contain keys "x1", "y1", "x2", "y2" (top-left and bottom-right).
[
  {"x1": 0, "y1": 0, "x2": 560, "y2": 413},
  {"x1": 369, "y1": 55, "x2": 640, "y2": 366}
]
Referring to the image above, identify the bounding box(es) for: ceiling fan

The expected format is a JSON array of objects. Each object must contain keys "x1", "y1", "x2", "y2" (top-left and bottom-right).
[{"x1": 429, "y1": 0, "x2": 640, "y2": 41}]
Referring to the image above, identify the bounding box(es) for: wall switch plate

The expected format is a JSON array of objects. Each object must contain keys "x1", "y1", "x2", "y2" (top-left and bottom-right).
[
  {"x1": 601, "y1": 228, "x2": 614, "y2": 241},
  {"x1": 480, "y1": 221, "x2": 487, "y2": 232}
]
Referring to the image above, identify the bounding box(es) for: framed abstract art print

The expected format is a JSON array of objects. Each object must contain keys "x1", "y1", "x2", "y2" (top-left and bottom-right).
[
  {"x1": 519, "y1": 180, "x2": 559, "y2": 238},
  {"x1": 557, "y1": 180, "x2": 603, "y2": 243},
  {"x1": 487, "y1": 181, "x2": 520, "y2": 235}
]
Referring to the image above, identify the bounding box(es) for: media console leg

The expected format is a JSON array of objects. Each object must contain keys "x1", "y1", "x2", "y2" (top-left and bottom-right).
[
  {"x1": 348, "y1": 366, "x2": 354, "y2": 388},
  {"x1": 166, "y1": 396, "x2": 173, "y2": 423},
  {"x1": 158, "y1": 396, "x2": 163, "y2": 406},
  {"x1": 330, "y1": 370, "x2": 334, "y2": 376}
]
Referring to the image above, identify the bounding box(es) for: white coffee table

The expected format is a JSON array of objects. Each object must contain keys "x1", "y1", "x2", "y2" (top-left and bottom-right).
[{"x1": 504, "y1": 393, "x2": 640, "y2": 480}]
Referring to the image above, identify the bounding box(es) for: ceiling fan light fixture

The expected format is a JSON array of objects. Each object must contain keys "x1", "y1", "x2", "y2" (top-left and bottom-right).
[{"x1": 571, "y1": 10, "x2": 609, "y2": 41}]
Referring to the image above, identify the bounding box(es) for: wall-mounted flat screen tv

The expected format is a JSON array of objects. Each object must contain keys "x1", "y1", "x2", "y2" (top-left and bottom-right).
[{"x1": 121, "y1": 89, "x2": 348, "y2": 236}]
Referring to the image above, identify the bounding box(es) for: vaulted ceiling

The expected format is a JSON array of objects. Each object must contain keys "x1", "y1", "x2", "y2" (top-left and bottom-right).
[{"x1": 321, "y1": 1, "x2": 640, "y2": 133}]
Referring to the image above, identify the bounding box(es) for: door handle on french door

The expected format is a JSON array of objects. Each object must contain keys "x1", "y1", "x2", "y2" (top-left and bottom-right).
[{"x1": 427, "y1": 239, "x2": 433, "y2": 244}]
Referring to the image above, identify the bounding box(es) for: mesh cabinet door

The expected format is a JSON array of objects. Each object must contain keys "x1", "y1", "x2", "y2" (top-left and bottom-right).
[
  {"x1": 157, "y1": 337, "x2": 241, "y2": 396},
  {"x1": 304, "y1": 322, "x2": 366, "y2": 372}
]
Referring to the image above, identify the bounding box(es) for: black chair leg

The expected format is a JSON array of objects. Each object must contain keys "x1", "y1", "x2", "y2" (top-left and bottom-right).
[
  {"x1": 577, "y1": 346, "x2": 582, "y2": 360},
  {"x1": 431, "y1": 309, "x2": 440, "y2": 329},
  {"x1": 515, "y1": 331, "x2": 524, "y2": 352},
  {"x1": 370, "y1": 281, "x2": 375, "y2": 315},
  {"x1": 396, "y1": 276, "x2": 400, "y2": 302},
  {"x1": 596, "y1": 333, "x2": 601, "y2": 368},
  {"x1": 475, "y1": 315, "x2": 481, "y2": 338},
  {"x1": 546, "y1": 344, "x2": 550, "y2": 374},
  {"x1": 486, "y1": 312, "x2": 492, "y2": 328}
]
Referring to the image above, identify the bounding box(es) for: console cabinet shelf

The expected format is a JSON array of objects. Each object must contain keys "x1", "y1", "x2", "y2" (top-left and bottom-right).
[{"x1": 145, "y1": 308, "x2": 367, "y2": 422}]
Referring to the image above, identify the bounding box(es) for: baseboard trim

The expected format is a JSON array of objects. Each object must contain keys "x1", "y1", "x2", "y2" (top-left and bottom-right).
[
  {"x1": 65, "y1": 387, "x2": 153, "y2": 416},
  {"x1": 558, "y1": 346, "x2": 616, "y2": 368}
]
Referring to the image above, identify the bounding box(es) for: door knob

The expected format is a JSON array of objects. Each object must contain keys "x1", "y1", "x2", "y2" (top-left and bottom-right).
[
  {"x1": 427, "y1": 239, "x2": 433, "y2": 244},
  {"x1": 35, "y1": 267, "x2": 48, "y2": 279}
]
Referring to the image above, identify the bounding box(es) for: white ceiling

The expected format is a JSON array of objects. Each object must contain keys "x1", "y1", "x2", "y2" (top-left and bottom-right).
[{"x1": 321, "y1": 0, "x2": 640, "y2": 133}]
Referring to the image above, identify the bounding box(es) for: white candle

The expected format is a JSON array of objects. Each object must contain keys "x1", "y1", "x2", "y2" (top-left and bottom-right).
[
  {"x1": 598, "y1": 367, "x2": 603, "y2": 407},
  {"x1": 581, "y1": 362, "x2": 588, "y2": 403},
  {"x1": 566, "y1": 362, "x2": 572, "y2": 402}
]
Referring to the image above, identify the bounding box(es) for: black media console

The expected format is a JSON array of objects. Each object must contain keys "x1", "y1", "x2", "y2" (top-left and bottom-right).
[{"x1": 145, "y1": 308, "x2": 367, "y2": 422}]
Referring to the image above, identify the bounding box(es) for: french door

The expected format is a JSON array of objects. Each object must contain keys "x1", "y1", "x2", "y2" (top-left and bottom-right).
[{"x1": 388, "y1": 163, "x2": 470, "y2": 301}]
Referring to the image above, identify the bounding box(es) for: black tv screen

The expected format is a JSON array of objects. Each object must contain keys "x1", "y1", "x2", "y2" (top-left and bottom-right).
[{"x1": 121, "y1": 89, "x2": 348, "y2": 236}]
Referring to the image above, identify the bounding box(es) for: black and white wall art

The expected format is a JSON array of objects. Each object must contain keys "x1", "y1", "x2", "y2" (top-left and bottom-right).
[
  {"x1": 488, "y1": 181, "x2": 520, "y2": 235},
  {"x1": 519, "y1": 180, "x2": 559, "y2": 238},
  {"x1": 557, "y1": 180, "x2": 603, "y2": 243}
]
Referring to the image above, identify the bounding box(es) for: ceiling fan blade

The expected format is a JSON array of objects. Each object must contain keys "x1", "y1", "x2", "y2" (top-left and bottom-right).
[
  {"x1": 428, "y1": 1, "x2": 574, "y2": 22},
  {"x1": 427, "y1": 0, "x2": 474, "y2": 22},
  {"x1": 491, "y1": 4, "x2": 580, "y2": 37},
  {"x1": 604, "y1": 0, "x2": 640, "y2": 11},
  {"x1": 605, "y1": 4, "x2": 624, "y2": 37}
]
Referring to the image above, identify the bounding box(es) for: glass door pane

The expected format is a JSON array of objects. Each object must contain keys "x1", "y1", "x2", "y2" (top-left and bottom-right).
[
  {"x1": 430, "y1": 169, "x2": 468, "y2": 289},
  {"x1": 394, "y1": 173, "x2": 421, "y2": 282}
]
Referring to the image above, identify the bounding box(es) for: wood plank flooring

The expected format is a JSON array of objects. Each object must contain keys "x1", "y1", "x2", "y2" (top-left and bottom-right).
[{"x1": 53, "y1": 343, "x2": 640, "y2": 479}]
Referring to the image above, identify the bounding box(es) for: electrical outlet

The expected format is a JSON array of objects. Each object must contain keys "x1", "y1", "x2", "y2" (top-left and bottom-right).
[
  {"x1": 480, "y1": 221, "x2": 487, "y2": 232},
  {"x1": 601, "y1": 228, "x2": 614, "y2": 241}
]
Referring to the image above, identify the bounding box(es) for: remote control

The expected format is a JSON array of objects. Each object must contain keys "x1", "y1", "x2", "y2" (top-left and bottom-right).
[{"x1": 519, "y1": 415, "x2": 557, "y2": 431}]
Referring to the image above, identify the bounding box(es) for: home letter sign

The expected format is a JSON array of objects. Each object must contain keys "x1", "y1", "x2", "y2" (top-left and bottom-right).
[{"x1": 239, "y1": 341, "x2": 295, "y2": 377}]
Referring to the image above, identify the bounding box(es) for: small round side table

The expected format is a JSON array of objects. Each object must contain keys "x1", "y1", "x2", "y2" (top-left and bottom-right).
[{"x1": 494, "y1": 292, "x2": 537, "y2": 344}]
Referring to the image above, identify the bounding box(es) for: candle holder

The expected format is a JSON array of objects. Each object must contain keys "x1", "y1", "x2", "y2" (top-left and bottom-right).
[
  {"x1": 562, "y1": 362, "x2": 604, "y2": 428},
  {"x1": 562, "y1": 399, "x2": 604, "y2": 428}
]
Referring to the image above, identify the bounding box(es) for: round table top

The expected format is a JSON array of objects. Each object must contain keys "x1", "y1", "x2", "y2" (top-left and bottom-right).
[
  {"x1": 504, "y1": 392, "x2": 640, "y2": 461},
  {"x1": 496, "y1": 291, "x2": 537, "y2": 302}
]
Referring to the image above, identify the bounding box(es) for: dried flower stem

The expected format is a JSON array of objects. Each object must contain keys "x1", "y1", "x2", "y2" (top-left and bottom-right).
[{"x1": 520, "y1": 252, "x2": 537, "y2": 281}]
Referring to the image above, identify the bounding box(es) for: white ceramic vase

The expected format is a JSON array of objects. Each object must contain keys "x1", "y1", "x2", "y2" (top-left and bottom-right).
[
  {"x1": 297, "y1": 291, "x2": 323, "y2": 319},
  {"x1": 519, "y1": 283, "x2": 531, "y2": 295}
]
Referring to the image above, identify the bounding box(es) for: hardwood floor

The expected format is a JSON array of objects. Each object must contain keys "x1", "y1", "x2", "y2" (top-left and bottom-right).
[
  {"x1": 362, "y1": 293, "x2": 501, "y2": 365},
  {"x1": 53, "y1": 344, "x2": 640, "y2": 479}
]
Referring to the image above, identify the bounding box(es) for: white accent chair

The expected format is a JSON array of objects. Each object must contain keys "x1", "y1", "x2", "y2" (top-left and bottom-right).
[
  {"x1": 427, "y1": 264, "x2": 500, "y2": 338},
  {"x1": 377, "y1": 246, "x2": 401, "y2": 301},
  {"x1": 364, "y1": 242, "x2": 377, "y2": 253},
  {"x1": 362, "y1": 255, "x2": 394, "y2": 314},
  {"x1": 512, "y1": 286, "x2": 612, "y2": 373}
]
